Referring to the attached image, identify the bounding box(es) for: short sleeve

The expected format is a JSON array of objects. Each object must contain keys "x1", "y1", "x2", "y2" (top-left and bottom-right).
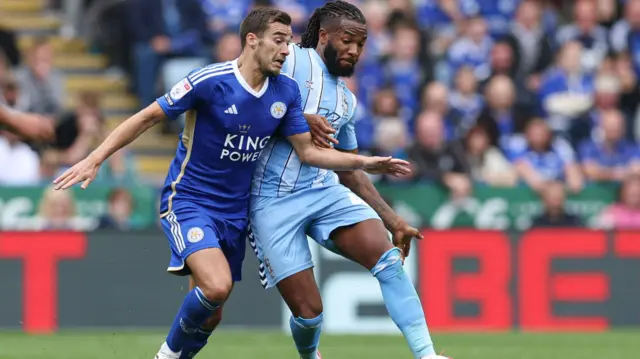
[
  {"x1": 156, "y1": 69, "x2": 210, "y2": 120},
  {"x1": 334, "y1": 93, "x2": 359, "y2": 151},
  {"x1": 279, "y1": 86, "x2": 310, "y2": 137}
]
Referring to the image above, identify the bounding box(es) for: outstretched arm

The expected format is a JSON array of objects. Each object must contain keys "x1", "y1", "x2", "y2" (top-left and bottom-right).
[
  {"x1": 53, "y1": 102, "x2": 166, "y2": 189},
  {"x1": 287, "y1": 132, "x2": 411, "y2": 175}
]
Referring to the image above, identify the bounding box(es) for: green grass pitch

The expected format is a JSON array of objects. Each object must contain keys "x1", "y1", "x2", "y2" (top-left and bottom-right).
[{"x1": 0, "y1": 330, "x2": 638, "y2": 359}]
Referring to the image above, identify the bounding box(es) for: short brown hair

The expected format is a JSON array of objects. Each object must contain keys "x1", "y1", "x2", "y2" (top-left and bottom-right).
[{"x1": 239, "y1": 8, "x2": 292, "y2": 48}]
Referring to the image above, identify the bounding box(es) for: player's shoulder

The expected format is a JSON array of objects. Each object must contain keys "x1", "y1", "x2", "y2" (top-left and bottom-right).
[
  {"x1": 271, "y1": 71, "x2": 301, "y2": 95},
  {"x1": 185, "y1": 61, "x2": 235, "y2": 87}
]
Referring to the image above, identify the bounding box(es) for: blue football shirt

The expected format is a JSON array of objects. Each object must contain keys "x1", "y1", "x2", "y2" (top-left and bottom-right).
[
  {"x1": 251, "y1": 44, "x2": 359, "y2": 197},
  {"x1": 156, "y1": 60, "x2": 308, "y2": 218}
]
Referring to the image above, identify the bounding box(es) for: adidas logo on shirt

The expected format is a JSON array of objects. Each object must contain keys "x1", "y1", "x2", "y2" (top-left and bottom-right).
[{"x1": 224, "y1": 104, "x2": 238, "y2": 115}]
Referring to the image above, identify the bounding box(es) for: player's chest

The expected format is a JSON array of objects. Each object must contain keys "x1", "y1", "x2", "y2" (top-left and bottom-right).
[
  {"x1": 310, "y1": 80, "x2": 352, "y2": 133},
  {"x1": 211, "y1": 94, "x2": 288, "y2": 136}
]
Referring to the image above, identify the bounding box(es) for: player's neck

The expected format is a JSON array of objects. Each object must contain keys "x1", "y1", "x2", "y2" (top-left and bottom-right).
[{"x1": 236, "y1": 54, "x2": 267, "y2": 92}]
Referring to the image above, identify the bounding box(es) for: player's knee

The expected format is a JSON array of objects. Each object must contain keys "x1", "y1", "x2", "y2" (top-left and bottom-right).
[
  {"x1": 371, "y1": 247, "x2": 404, "y2": 280},
  {"x1": 198, "y1": 277, "x2": 233, "y2": 302}
]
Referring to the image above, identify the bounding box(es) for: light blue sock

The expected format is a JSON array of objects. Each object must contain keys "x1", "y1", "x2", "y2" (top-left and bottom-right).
[
  {"x1": 372, "y1": 248, "x2": 435, "y2": 358},
  {"x1": 289, "y1": 313, "x2": 323, "y2": 359},
  {"x1": 166, "y1": 287, "x2": 220, "y2": 353}
]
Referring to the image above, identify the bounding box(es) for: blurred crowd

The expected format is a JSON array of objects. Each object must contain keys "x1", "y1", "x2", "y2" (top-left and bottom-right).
[{"x1": 4, "y1": 0, "x2": 640, "y2": 229}]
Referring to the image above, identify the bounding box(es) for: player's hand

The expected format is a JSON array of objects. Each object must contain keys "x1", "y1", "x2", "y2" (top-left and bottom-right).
[
  {"x1": 361, "y1": 157, "x2": 411, "y2": 177},
  {"x1": 390, "y1": 218, "x2": 423, "y2": 260},
  {"x1": 304, "y1": 113, "x2": 338, "y2": 148},
  {"x1": 13, "y1": 112, "x2": 55, "y2": 141},
  {"x1": 53, "y1": 154, "x2": 102, "y2": 190}
]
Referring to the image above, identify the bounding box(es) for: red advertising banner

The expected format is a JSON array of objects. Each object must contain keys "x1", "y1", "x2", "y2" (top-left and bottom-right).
[
  {"x1": 419, "y1": 229, "x2": 640, "y2": 331},
  {"x1": 1, "y1": 229, "x2": 639, "y2": 333}
]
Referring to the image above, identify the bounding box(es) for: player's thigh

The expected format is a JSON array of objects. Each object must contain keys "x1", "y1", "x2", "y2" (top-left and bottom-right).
[
  {"x1": 276, "y1": 268, "x2": 323, "y2": 319},
  {"x1": 160, "y1": 207, "x2": 232, "y2": 301},
  {"x1": 309, "y1": 186, "x2": 392, "y2": 271},
  {"x1": 249, "y1": 195, "x2": 313, "y2": 289}
]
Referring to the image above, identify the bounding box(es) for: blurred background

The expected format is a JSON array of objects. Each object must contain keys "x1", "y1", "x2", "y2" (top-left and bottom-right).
[{"x1": 1, "y1": 0, "x2": 640, "y2": 358}]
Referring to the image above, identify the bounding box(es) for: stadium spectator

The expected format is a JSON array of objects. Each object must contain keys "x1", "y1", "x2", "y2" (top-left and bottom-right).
[
  {"x1": 417, "y1": 0, "x2": 462, "y2": 57},
  {"x1": 0, "y1": 130, "x2": 41, "y2": 185},
  {"x1": 370, "y1": 88, "x2": 408, "y2": 160},
  {"x1": 407, "y1": 110, "x2": 472, "y2": 200},
  {"x1": 609, "y1": 0, "x2": 640, "y2": 77},
  {"x1": 0, "y1": 25, "x2": 20, "y2": 67},
  {"x1": 538, "y1": 41, "x2": 594, "y2": 135},
  {"x1": 464, "y1": 124, "x2": 517, "y2": 187},
  {"x1": 462, "y1": 0, "x2": 520, "y2": 38},
  {"x1": 1, "y1": 73, "x2": 28, "y2": 112},
  {"x1": 578, "y1": 109, "x2": 640, "y2": 182},
  {"x1": 448, "y1": 67, "x2": 483, "y2": 139},
  {"x1": 505, "y1": 0, "x2": 554, "y2": 81},
  {"x1": 597, "y1": 174, "x2": 640, "y2": 229},
  {"x1": 36, "y1": 186, "x2": 83, "y2": 230},
  {"x1": 199, "y1": 0, "x2": 251, "y2": 37},
  {"x1": 476, "y1": 75, "x2": 530, "y2": 150},
  {"x1": 0, "y1": 51, "x2": 9, "y2": 86},
  {"x1": 445, "y1": 16, "x2": 493, "y2": 83},
  {"x1": 556, "y1": 0, "x2": 609, "y2": 72},
  {"x1": 361, "y1": 0, "x2": 392, "y2": 59},
  {"x1": 385, "y1": 23, "x2": 425, "y2": 121},
  {"x1": 508, "y1": 119, "x2": 583, "y2": 193},
  {"x1": 42, "y1": 91, "x2": 104, "y2": 179},
  {"x1": 15, "y1": 38, "x2": 65, "y2": 117},
  {"x1": 98, "y1": 188, "x2": 136, "y2": 230},
  {"x1": 129, "y1": 0, "x2": 211, "y2": 107},
  {"x1": 214, "y1": 32, "x2": 242, "y2": 62},
  {"x1": 530, "y1": 180, "x2": 583, "y2": 228}
]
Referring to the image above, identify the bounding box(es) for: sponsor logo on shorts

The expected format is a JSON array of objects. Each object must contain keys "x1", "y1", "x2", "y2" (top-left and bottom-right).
[{"x1": 187, "y1": 227, "x2": 204, "y2": 243}]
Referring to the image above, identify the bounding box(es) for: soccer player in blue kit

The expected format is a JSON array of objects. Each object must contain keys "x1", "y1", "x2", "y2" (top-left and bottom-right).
[{"x1": 52, "y1": 7, "x2": 411, "y2": 359}]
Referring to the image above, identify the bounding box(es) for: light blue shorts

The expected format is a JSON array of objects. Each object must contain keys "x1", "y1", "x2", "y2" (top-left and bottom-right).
[{"x1": 248, "y1": 185, "x2": 380, "y2": 288}]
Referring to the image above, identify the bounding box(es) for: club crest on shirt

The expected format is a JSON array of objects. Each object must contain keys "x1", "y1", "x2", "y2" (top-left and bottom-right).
[
  {"x1": 270, "y1": 101, "x2": 287, "y2": 119},
  {"x1": 187, "y1": 227, "x2": 204, "y2": 243},
  {"x1": 170, "y1": 78, "x2": 193, "y2": 102}
]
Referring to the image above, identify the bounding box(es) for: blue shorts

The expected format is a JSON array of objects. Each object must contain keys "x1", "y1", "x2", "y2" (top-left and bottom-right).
[
  {"x1": 248, "y1": 185, "x2": 380, "y2": 288},
  {"x1": 160, "y1": 202, "x2": 247, "y2": 281}
]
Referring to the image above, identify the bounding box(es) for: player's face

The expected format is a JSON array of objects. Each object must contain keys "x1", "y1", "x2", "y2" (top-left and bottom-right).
[
  {"x1": 322, "y1": 19, "x2": 367, "y2": 77},
  {"x1": 256, "y1": 22, "x2": 293, "y2": 77}
]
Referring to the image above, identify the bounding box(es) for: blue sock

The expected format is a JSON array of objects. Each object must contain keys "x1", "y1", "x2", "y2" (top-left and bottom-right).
[
  {"x1": 166, "y1": 287, "x2": 220, "y2": 353},
  {"x1": 289, "y1": 313, "x2": 323, "y2": 359},
  {"x1": 372, "y1": 248, "x2": 435, "y2": 358},
  {"x1": 178, "y1": 328, "x2": 213, "y2": 359}
]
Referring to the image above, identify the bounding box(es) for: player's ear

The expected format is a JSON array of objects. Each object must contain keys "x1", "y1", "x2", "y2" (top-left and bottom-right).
[
  {"x1": 318, "y1": 28, "x2": 329, "y2": 46},
  {"x1": 246, "y1": 33, "x2": 259, "y2": 49}
]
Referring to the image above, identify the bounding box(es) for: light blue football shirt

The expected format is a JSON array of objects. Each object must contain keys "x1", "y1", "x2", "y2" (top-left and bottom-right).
[{"x1": 251, "y1": 44, "x2": 359, "y2": 197}]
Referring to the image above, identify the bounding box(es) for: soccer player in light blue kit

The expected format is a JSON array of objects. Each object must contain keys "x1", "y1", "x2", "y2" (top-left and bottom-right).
[
  {"x1": 248, "y1": 2, "x2": 441, "y2": 359},
  {"x1": 52, "y1": 7, "x2": 411, "y2": 359}
]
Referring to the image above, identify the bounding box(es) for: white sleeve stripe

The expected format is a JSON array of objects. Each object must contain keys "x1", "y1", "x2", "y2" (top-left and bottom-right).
[
  {"x1": 192, "y1": 69, "x2": 234, "y2": 85},
  {"x1": 188, "y1": 62, "x2": 232, "y2": 80},
  {"x1": 189, "y1": 64, "x2": 233, "y2": 82}
]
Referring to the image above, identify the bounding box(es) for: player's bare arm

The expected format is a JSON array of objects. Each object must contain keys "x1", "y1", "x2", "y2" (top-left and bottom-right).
[
  {"x1": 53, "y1": 102, "x2": 167, "y2": 190},
  {"x1": 336, "y1": 148, "x2": 423, "y2": 258},
  {"x1": 287, "y1": 131, "x2": 412, "y2": 174},
  {"x1": 0, "y1": 105, "x2": 54, "y2": 141}
]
